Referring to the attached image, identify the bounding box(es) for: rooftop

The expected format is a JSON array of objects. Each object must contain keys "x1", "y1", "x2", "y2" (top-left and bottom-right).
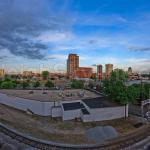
[
  {"x1": 0, "y1": 89, "x2": 100, "y2": 102},
  {"x1": 62, "y1": 102, "x2": 84, "y2": 111},
  {"x1": 82, "y1": 97, "x2": 120, "y2": 108}
]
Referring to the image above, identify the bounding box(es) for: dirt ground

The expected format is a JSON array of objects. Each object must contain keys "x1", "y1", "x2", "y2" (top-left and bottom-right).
[
  {"x1": 0, "y1": 89, "x2": 100, "y2": 102},
  {"x1": 0, "y1": 104, "x2": 139, "y2": 144}
]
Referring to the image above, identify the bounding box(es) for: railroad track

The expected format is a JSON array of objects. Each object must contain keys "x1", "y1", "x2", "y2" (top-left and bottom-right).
[{"x1": 0, "y1": 123, "x2": 150, "y2": 150}]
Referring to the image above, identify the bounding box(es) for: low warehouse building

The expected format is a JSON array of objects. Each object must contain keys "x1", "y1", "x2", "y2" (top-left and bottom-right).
[
  {"x1": 0, "y1": 91, "x2": 128, "y2": 122},
  {"x1": 60, "y1": 97, "x2": 128, "y2": 122}
]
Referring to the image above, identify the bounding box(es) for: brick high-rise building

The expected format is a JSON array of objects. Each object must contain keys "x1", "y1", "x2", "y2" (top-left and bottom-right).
[
  {"x1": 105, "y1": 64, "x2": 113, "y2": 78},
  {"x1": 67, "y1": 54, "x2": 79, "y2": 78},
  {"x1": 97, "y1": 65, "x2": 103, "y2": 80},
  {"x1": 67, "y1": 54, "x2": 92, "y2": 79}
]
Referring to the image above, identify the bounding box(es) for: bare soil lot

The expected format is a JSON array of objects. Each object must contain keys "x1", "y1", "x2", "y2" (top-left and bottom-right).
[
  {"x1": 0, "y1": 89, "x2": 100, "y2": 102},
  {"x1": 0, "y1": 104, "x2": 139, "y2": 144}
]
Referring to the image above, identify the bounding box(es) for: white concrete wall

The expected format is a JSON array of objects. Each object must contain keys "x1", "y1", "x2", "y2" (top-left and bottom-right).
[
  {"x1": 0, "y1": 93, "x2": 54, "y2": 116},
  {"x1": 51, "y1": 107, "x2": 62, "y2": 117},
  {"x1": 61, "y1": 100, "x2": 82, "y2": 121},
  {"x1": 62, "y1": 109, "x2": 81, "y2": 120},
  {"x1": 0, "y1": 92, "x2": 128, "y2": 121},
  {"x1": 81, "y1": 114, "x2": 91, "y2": 122},
  {"x1": 83, "y1": 106, "x2": 128, "y2": 122}
]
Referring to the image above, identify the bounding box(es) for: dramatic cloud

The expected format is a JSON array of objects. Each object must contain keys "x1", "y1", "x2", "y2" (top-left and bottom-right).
[
  {"x1": 123, "y1": 58, "x2": 150, "y2": 73},
  {"x1": 75, "y1": 14, "x2": 128, "y2": 26},
  {"x1": 37, "y1": 32, "x2": 74, "y2": 43},
  {"x1": 48, "y1": 54, "x2": 67, "y2": 60},
  {"x1": 0, "y1": 0, "x2": 72, "y2": 60},
  {"x1": 0, "y1": 0, "x2": 150, "y2": 73},
  {"x1": 128, "y1": 46, "x2": 150, "y2": 52},
  {"x1": 0, "y1": 56, "x2": 7, "y2": 60}
]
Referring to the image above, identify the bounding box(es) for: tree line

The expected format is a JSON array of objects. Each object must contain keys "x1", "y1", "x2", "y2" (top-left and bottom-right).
[{"x1": 103, "y1": 70, "x2": 150, "y2": 105}]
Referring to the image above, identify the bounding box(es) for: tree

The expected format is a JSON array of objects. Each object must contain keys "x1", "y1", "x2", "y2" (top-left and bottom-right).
[
  {"x1": 42, "y1": 71, "x2": 49, "y2": 80},
  {"x1": 1, "y1": 81, "x2": 16, "y2": 89},
  {"x1": 45, "y1": 80, "x2": 54, "y2": 88},
  {"x1": 126, "y1": 85, "x2": 140, "y2": 104},
  {"x1": 0, "y1": 80, "x2": 3, "y2": 87},
  {"x1": 110, "y1": 69, "x2": 128, "y2": 81},
  {"x1": 33, "y1": 81, "x2": 40, "y2": 88},
  {"x1": 71, "y1": 80, "x2": 84, "y2": 89},
  {"x1": 131, "y1": 83, "x2": 150, "y2": 102},
  {"x1": 103, "y1": 70, "x2": 139, "y2": 105},
  {"x1": 4, "y1": 75, "x2": 12, "y2": 82},
  {"x1": 141, "y1": 83, "x2": 150, "y2": 100},
  {"x1": 21, "y1": 82, "x2": 29, "y2": 89}
]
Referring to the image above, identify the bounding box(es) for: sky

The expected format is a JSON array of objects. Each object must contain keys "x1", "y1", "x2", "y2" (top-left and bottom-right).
[{"x1": 0, "y1": 0, "x2": 150, "y2": 73}]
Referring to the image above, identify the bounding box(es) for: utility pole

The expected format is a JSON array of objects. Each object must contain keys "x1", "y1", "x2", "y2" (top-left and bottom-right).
[
  {"x1": 140, "y1": 79, "x2": 144, "y2": 117},
  {"x1": 148, "y1": 90, "x2": 150, "y2": 117},
  {"x1": 140, "y1": 79, "x2": 144, "y2": 102}
]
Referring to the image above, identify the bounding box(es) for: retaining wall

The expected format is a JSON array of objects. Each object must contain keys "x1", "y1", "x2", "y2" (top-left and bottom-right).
[{"x1": 0, "y1": 93, "x2": 54, "y2": 116}]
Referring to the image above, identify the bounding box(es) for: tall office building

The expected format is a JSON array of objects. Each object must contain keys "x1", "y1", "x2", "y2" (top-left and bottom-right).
[
  {"x1": 105, "y1": 64, "x2": 113, "y2": 78},
  {"x1": 0, "y1": 69, "x2": 5, "y2": 78},
  {"x1": 67, "y1": 54, "x2": 79, "y2": 78},
  {"x1": 97, "y1": 65, "x2": 103, "y2": 80}
]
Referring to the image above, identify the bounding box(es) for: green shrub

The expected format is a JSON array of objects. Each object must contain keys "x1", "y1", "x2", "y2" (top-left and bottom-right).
[
  {"x1": 71, "y1": 80, "x2": 84, "y2": 89},
  {"x1": 1, "y1": 81, "x2": 16, "y2": 89},
  {"x1": 45, "y1": 80, "x2": 54, "y2": 88}
]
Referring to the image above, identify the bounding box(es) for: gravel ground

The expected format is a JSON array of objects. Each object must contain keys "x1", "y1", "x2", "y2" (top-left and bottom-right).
[
  {"x1": 1, "y1": 132, "x2": 150, "y2": 150},
  {"x1": 0, "y1": 132, "x2": 37, "y2": 150},
  {"x1": 122, "y1": 136, "x2": 150, "y2": 150}
]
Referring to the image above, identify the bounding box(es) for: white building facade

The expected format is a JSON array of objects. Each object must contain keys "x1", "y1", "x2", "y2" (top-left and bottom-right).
[{"x1": 0, "y1": 93, "x2": 128, "y2": 122}]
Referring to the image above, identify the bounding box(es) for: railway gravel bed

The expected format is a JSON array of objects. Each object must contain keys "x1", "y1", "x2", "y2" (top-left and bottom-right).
[{"x1": 0, "y1": 123, "x2": 150, "y2": 150}]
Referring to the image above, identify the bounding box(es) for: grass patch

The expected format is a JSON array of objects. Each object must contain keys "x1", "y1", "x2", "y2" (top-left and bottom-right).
[
  {"x1": 58, "y1": 122, "x2": 75, "y2": 130},
  {"x1": 0, "y1": 118, "x2": 92, "y2": 144}
]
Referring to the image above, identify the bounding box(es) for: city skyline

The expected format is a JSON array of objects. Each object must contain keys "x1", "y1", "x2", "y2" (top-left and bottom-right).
[
  {"x1": 0, "y1": 0, "x2": 150, "y2": 73},
  {"x1": 0, "y1": 53, "x2": 144, "y2": 76}
]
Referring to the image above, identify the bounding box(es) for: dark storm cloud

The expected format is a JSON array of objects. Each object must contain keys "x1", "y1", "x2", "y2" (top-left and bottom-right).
[
  {"x1": 0, "y1": 56, "x2": 7, "y2": 60},
  {"x1": 0, "y1": 0, "x2": 71, "y2": 59},
  {"x1": 128, "y1": 46, "x2": 150, "y2": 52}
]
